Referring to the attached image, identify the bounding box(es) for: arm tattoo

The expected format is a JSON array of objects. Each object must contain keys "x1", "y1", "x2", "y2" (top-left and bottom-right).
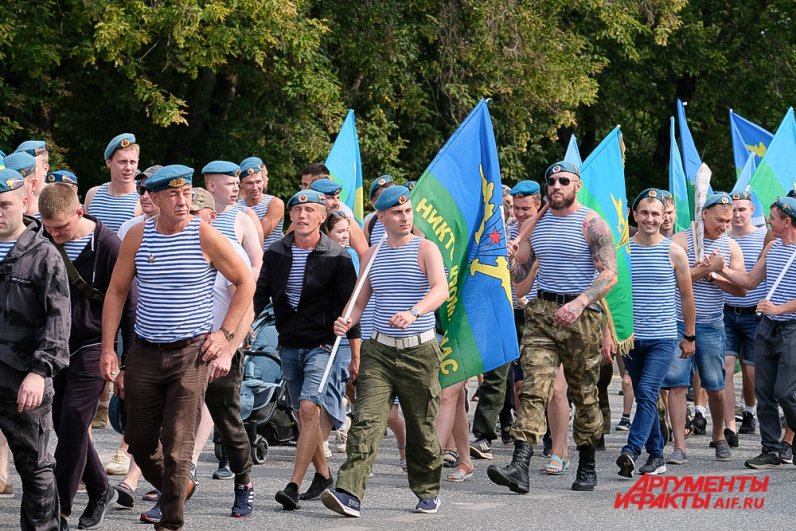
[
  {"x1": 511, "y1": 248, "x2": 535, "y2": 282},
  {"x1": 582, "y1": 216, "x2": 618, "y2": 304}
]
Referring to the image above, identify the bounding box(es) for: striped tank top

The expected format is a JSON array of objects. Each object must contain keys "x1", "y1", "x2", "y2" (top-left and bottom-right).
[
  {"x1": 369, "y1": 217, "x2": 386, "y2": 246},
  {"x1": 0, "y1": 241, "x2": 16, "y2": 261},
  {"x1": 63, "y1": 232, "x2": 93, "y2": 261},
  {"x1": 630, "y1": 238, "x2": 677, "y2": 339},
  {"x1": 240, "y1": 196, "x2": 284, "y2": 250},
  {"x1": 286, "y1": 246, "x2": 312, "y2": 310},
  {"x1": 213, "y1": 205, "x2": 243, "y2": 243},
  {"x1": 508, "y1": 220, "x2": 538, "y2": 307},
  {"x1": 725, "y1": 227, "x2": 768, "y2": 308},
  {"x1": 765, "y1": 240, "x2": 796, "y2": 322},
  {"x1": 369, "y1": 236, "x2": 435, "y2": 337},
  {"x1": 87, "y1": 183, "x2": 139, "y2": 233},
  {"x1": 134, "y1": 216, "x2": 216, "y2": 342},
  {"x1": 532, "y1": 207, "x2": 596, "y2": 294},
  {"x1": 676, "y1": 231, "x2": 731, "y2": 323}
]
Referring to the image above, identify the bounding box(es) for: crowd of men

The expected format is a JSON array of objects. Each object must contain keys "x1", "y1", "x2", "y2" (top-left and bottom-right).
[{"x1": 0, "y1": 134, "x2": 794, "y2": 531}]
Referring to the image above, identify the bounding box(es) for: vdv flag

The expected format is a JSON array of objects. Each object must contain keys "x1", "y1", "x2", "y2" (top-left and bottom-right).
[
  {"x1": 410, "y1": 99, "x2": 518, "y2": 387},
  {"x1": 565, "y1": 134, "x2": 582, "y2": 166},
  {"x1": 731, "y1": 153, "x2": 766, "y2": 227},
  {"x1": 729, "y1": 110, "x2": 773, "y2": 173},
  {"x1": 325, "y1": 110, "x2": 364, "y2": 221},
  {"x1": 578, "y1": 127, "x2": 634, "y2": 353},
  {"x1": 749, "y1": 107, "x2": 796, "y2": 210},
  {"x1": 677, "y1": 99, "x2": 703, "y2": 213},
  {"x1": 669, "y1": 117, "x2": 691, "y2": 233}
]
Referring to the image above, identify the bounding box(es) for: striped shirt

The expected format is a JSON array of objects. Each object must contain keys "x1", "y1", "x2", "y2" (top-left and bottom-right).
[
  {"x1": 676, "y1": 231, "x2": 731, "y2": 323},
  {"x1": 63, "y1": 232, "x2": 93, "y2": 261},
  {"x1": 213, "y1": 205, "x2": 243, "y2": 243},
  {"x1": 726, "y1": 227, "x2": 768, "y2": 308},
  {"x1": 87, "y1": 183, "x2": 139, "y2": 233},
  {"x1": 765, "y1": 240, "x2": 796, "y2": 322},
  {"x1": 532, "y1": 207, "x2": 596, "y2": 294},
  {"x1": 285, "y1": 246, "x2": 312, "y2": 310},
  {"x1": 368, "y1": 217, "x2": 386, "y2": 246},
  {"x1": 369, "y1": 236, "x2": 435, "y2": 337},
  {"x1": 630, "y1": 238, "x2": 677, "y2": 339},
  {"x1": 134, "y1": 216, "x2": 216, "y2": 342},
  {"x1": 240, "y1": 195, "x2": 284, "y2": 250},
  {"x1": 0, "y1": 241, "x2": 16, "y2": 261}
]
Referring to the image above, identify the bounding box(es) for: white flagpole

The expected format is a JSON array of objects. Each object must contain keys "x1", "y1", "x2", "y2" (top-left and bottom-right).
[{"x1": 318, "y1": 233, "x2": 388, "y2": 393}]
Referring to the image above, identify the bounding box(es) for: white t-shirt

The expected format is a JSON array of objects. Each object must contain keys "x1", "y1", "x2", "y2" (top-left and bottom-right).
[
  {"x1": 117, "y1": 214, "x2": 147, "y2": 241},
  {"x1": 213, "y1": 241, "x2": 251, "y2": 348}
]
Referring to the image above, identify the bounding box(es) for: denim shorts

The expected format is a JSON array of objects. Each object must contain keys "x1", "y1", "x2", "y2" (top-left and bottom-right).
[
  {"x1": 279, "y1": 345, "x2": 331, "y2": 410},
  {"x1": 662, "y1": 320, "x2": 726, "y2": 391},
  {"x1": 322, "y1": 343, "x2": 351, "y2": 429},
  {"x1": 723, "y1": 308, "x2": 760, "y2": 366}
]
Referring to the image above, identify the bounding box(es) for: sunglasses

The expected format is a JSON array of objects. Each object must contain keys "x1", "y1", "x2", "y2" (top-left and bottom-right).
[
  {"x1": 546, "y1": 176, "x2": 579, "y2": 187},
  {"x1": 137, "y1": 186, "x2": 149, "y2": 196}
]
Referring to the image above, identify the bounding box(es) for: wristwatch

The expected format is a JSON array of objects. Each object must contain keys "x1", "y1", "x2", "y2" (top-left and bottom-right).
[
  {"x1": 219, "y1": 327, "x2": 235, "y2": 342},
  {"x1": 409, "y1": 308, "x2": 421, "y2": 318},
  {"x1": 683, "y1": 334, "x2": 696, "y2": 342}
]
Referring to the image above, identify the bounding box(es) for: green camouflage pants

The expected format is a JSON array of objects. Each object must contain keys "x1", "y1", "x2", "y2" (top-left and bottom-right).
[
  {"x1": 512, "y1": 297, "x2": 604, "y2": 447},
  {"x1": 336, "y1": 338, "x2": 442, "y2": 500}
]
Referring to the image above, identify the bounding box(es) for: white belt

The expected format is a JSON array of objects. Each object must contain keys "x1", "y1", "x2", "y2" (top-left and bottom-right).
[{"x1": 372, "y1": 329, "x2": 436, "y2": 349}]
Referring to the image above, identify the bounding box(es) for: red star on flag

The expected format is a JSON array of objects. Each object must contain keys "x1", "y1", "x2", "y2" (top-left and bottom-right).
[{"x1": 487, "y1": 227, "x2": 502, "y2": 245}]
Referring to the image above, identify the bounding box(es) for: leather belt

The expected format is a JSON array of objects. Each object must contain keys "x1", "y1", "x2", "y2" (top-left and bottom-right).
[
  {"x1": 372, "y1": 330, "x2": 436, "y2": 349},
  {"x1": 537, "y1": 290, "x2": 578, "y2": 305},
  {"x1": 135, "y1": 333, "x2": 208, "y2": 351},
  {"x1": 724, "y1": 304, "x2": 757, "y2": 315}
]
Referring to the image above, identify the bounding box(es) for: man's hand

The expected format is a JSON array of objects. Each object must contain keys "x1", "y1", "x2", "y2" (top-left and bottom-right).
[
  {"x1": 507, "y1": 239, "x2": 519, "y2": 262},
  {"x1": 208, "y1": 351, "x2": 233, "y2": 382},
  {"x1": 334, "y1": 316, "x2": 352, "y2": 336},
  {"x1": 349, "y1": 357, "x2": 360, "y2": 382},
  {"x1": 115, "y1": 371, "x2": 126, "y2": 400},
  {"x1": 601, "y1": 338, "x2": 616, "y2": 365},
  {"x1": 553, "y1": 300, "x2": 585, "y2": 327},
  {"x1": 756, "y1": 300, "x2": 779, "y2": 316},
  {"x1": 17, "y1": 373, "x2": 45, "y2": 413},
  {"x1": 706, "y1": 249, "x2": 726, "y2": 272},
  {"x1": 679, "y1": 338, "x2": 696, "y2": 359},
  {"x1": 389, "y1": 310, "x2": 417, "y2": 330},
  {"x1": 100, "y1": 348, "x2": 118, "y2": 382},
  {"x1": 201, "y1": 330, "x2": 231, "y2": 363}
]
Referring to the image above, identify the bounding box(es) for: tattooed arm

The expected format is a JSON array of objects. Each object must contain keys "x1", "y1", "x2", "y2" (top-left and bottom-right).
[{"x1": 553, "y1": 212, "x2": 618, "y2": 327}]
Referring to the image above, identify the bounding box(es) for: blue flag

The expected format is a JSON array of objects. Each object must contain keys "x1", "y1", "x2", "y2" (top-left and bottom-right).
[
  {"x1": 729, "y1": 110, "x2": 773, "y2": 173},
  {"x1": 410, "y1": 99, "x2": 518, "y2": 387},
  {"x1": 731, "y1": 153, "x2": 766, "y2": 227},
  {"x1": 669, "y1": 117, "x2": 691, "y2": 233},
  {"x1": 749, "y1": 107, "x2": 796, "y2": 211},
  {"x1": 564, "y1": 134, "x2": 582, "y2": 167},
  {"x1": 677, "y1": 99, "x2": 704, "y2": 212},
  {"x1": 325, "y1": 110, "x2": 364, "y2": 221}
]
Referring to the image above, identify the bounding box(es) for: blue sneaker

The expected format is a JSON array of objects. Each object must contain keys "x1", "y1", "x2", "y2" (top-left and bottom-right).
[
  {"x1": 321, "y1": 489, "x2": 361, "y2": 518},
  {"x1": 414, "y1": 496, "x2": 440, "y2": 514},
  {"x1": 231, "y1": 483, "x2": 254, "y2": 518},
  {"x1": 139, "y1": 501, "x2": 161, "y2": 524}
]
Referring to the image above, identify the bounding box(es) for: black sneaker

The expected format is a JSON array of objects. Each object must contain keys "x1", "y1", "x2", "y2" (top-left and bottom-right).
[
  {"x1": 692, "y1": 411, "x2": 707, "y2": 435},
  {"x1": 615, "y1": 416, "x2": 632, "y2": 431},
  {"x1": 275, "y1": 482, "x2": 300, "y2": 510},
  {"x1": 595, "y1": 435, "x2": 606, "y2": 451},
  {"x1": 60, "y1": 516, "x2": 69, "y2": 531},
  {"x1": 780, "y1": 441, "x2": 793, "y2": 464},
  {"x1": 77, "y1": 486, "x2": 118, "y2": 529},
  {"x1": 616, "y1": 451, "x2": 635, "y2": 478},
  {"x1": 299, "y1": 472, "x2": 333, "y2": 501},
  {"x1": 739, "y1": 412, "x2": 756, "y2": 434},
  {"x1": 321, "y1": 488, "x2": 361, "y2": 517},
  {"x1": 744, "y1": 451, "x2": 781, "y2": 470},
  {"x1": 638, "y1": 455, "x2": 666, "y2": 475},
  {"x1": 469, "y1": 437, "x2": 493, "y2": 459},
  {"x1": 724, "y1": 428, "x2": 739, "y2": 448}
]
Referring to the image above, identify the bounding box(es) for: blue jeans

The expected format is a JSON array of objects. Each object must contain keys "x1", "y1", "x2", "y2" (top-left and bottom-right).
[
  {"x1": 622, "y1": 338, "x2": 678, "y2": 459},
  {"x1": 662, "y1": 320, "x2": 726, "y2": 391},
  {"x1": 280, "y1": 345, "x2": 330, "y2": 410}
]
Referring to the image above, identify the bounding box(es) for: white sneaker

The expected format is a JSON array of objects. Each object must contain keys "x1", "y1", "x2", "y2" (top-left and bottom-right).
[
  {"x1": 334, "y1": 417, "x2": 351, "y2": 453},
  {"x1": 323, "y1": 440, "x2": 332, "y2": 459},
  {"x1": 105, "y1": 449, "x2": 130, "y2": 475}
]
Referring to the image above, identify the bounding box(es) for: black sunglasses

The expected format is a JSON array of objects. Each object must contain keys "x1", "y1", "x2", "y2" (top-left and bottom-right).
[
  {"x1": 137, "y1": 186, "x2": 149, "y2": 196},
  {"x1": 546, "y1": 176, "x2": 579, "y2": 187}
]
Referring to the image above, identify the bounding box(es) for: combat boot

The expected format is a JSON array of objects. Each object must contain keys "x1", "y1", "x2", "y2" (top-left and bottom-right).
[
  {"x1": 486, "y1": 441, "x2": 533, "y2": 494},
  {"x1": 571, "y1": 443, "x2": 597, "y2": 491}
]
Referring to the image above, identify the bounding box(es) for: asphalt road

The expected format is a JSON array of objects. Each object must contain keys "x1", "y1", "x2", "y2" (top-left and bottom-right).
[{"x1": 1, "y1": 373, "x2": 794, "y2": 530}]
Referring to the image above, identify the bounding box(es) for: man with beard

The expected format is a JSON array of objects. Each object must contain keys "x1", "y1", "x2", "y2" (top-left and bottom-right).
[{"x1": 489, "y1": 161, "x2": 617, "y2": 494}]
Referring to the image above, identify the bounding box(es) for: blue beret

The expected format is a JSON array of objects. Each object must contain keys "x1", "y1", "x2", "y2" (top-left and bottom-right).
[
  {"x1": 544, "y1": 161, "x2": 581, "y2": 179},
  {"x1": 374, "y1": 185, "x2": 410, "y2": 211},
  {"x1": 511, "y1": 180, "x2": 541, "y2": 197},
  {"x1": 240, "y1": 157, "x2": 263, "y2": 177},
  {"x1": 0, "y1": 169, "x2": 26, "y2": 194},
  {"x1": 730, "y1": 191, "x2": 753, "y2": 202},
  {"x1": 788, "y1": 188, "x2": 796, "y2": 199},
  {"x1": 369, "y1": 175, "x2": 394, "y2": 199},
  {"x1": 46, "y1": 170, "x2": 78, "y2": 185},
  {"x1": 405, "y1": 180, "x2": 417, "y2": 191},
  {"x1": 310, "y1": 178, "x2": 342, "y2": 195},
  {"x1": 3, "y1": 152, "x2": 37, "y2": 178},
  {"x1": 632, "y1": 188, "x2": 665, "y2": 211},
  {"x1": 287, "y1": 190, "x2": 326, "y2": 209},
  {"x1": 202, "y1": 160, "x2": 240, "y2": 177},
  {"x1": 704, "y1": 192, "x2": 733, "y2": 209},
  {"x1": 15, "y1": 140, "x2": 47, "y2": 157},
  {"x1": 145, "y1": 165, "x2": 194, "y2": 192},
  {"x1": 104, "y1": 133, "x2": 136, "y2": 161},
  {"x1": 774, "y1": 196, "x2": 796, "y2": 221},
  {"x1": 659, "y1": 190, "x2": 673, "y2": 202}
]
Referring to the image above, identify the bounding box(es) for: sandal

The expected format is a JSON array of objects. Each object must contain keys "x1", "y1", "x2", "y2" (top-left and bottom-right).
[
  {"x1": 113, "y1": 481, "x2": 136, "y2": 508},
  {"x1": 142, "y1": 488, "x2": 160, "y2": 502},
  {"x1": 442, "y1": 449, "x2": 459, "y2": 468},
  {"x1": 398, "y1": 444, "x2": 408, "y2": 472},
  {"x1": 446, "y1": 464, "x2": 474, "y2": 482},
  {"x1": 542, "y1": 454, "x2": 569, "y2": 475}
]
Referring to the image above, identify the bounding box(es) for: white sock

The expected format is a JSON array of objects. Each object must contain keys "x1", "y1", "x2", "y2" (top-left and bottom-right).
[
  {"x1": 743, "y1": 405, "x2": 756, "y2": 415},
  {"x1": 694, "y1": 405, "x2": 707, "y2": 416}
]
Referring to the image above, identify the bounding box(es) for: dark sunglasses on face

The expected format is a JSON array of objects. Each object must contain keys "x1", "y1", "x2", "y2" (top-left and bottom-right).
[
  {"x1": 137, "y1": 186, "x2": 149, "y2": 196},
  {"x1": 546, "y1": 176, "x2": 579, "y2": 187}
]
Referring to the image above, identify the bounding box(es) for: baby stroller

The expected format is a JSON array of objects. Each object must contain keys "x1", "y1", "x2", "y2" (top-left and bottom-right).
[{"x1": 215, "y1": 303, "x2": 298, "y2": 465}]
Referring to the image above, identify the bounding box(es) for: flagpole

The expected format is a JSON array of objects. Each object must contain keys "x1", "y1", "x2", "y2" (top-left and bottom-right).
[
  {"x1": 756, "y1": 247, "x2": 796, "y2": 317},
  {"x1": 317, "y1": 233, "x2": 388, "y2": 393}
]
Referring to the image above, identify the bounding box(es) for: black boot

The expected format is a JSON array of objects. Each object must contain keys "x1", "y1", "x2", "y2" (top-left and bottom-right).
[
  {"x1": 486, "y1": 441, "x2": 533, "y2": 494},
  {"x1": 571, "y1": 443, "x2": 597, "y2": 491}
]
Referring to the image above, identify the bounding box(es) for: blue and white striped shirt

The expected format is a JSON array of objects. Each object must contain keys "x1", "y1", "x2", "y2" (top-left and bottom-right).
[
  {"x1": 63, "y1": 232, "x2": 93, "y2": 261},
  {"x1": 0, "y1": 241, "x2": 16, "y2": 261},
  {"x1": 368, "y1": 217, "x2": 386, "y2": 247},
  {"x1": 134, "y1": 216, "x2": 216, "y2": 342},
  {"x1": 726, "y1": 227, "x2": 768, "y2": 308},
  {"x1": 213, "y1": 205, "x2": 243, "y2": 244},
  {"x1": 369, "y1": 236, "x2": 435, "y2": 337},
  {"x1": 630, "y1": 238, "x2": 677, "y2": 340},
  {"x1": 240, "y1": 195, "x2": 284, "y2": 250},
  {"x1": 765, "y1": 240, "x2": 796, "y2": 322},
  {"x1": 286, "y1": 246, "x2": 312, "y2": 310},
  {"x1": 532, "y1": 207, "x2": 596, "y2": 294},
  {"x1": 87, "y1": 183, "x2": 139, "y2": 233},
  {"x1": 676, "y1": 231, "x2": 731, "y2": 323}
]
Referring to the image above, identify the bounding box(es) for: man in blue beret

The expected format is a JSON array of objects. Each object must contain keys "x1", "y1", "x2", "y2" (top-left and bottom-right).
[
  {"x1": 661, "y1": 192, "x2": 747, "y2": 466},
  {"x1": 45, "y1": 170, "x2": 79, "y2": 194},
  {"x1": 4, "y1": 151, "x2": 45, "y2": 219},
  {"x1": 0, "y1": 168, "x2": 71, "y2": 531},
  {"x1": 363, "y1": 175, "x2": 395, "y2": 246},
  {"x1": 238, "y1": 157, "x2": 284, "y2": 252},
  {"x1": 203, "y1": 161, "x2": 263, "y2": 279},
  {"x1": 100, "y1": 165, "x2": 254, "y2": 529},
  {"x1": 253, "y1": 189, "x2": 359, "y2": 512},
  {"x1": 15, "y1": 141, "x2": 49, "y2": 215},
  {"x1": 325, "y1": 185, "x2": 448, "y2": 517},
  {"x1": 718, "y1": 196, "x2": 796, "y2": 469},
  {"x1": 84, "y1": 133, "x2": 142, "y2": 233}
]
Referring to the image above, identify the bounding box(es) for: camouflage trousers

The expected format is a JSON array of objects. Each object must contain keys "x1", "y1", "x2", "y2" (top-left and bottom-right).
[{"x1": 512, "y1": 297, "x2": 604, "y2": 447}]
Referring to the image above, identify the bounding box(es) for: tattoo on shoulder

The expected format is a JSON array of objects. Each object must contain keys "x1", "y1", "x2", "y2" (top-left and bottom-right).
[{"x1": 587, "y1": 217, "x2": 618, "y2": 274}]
